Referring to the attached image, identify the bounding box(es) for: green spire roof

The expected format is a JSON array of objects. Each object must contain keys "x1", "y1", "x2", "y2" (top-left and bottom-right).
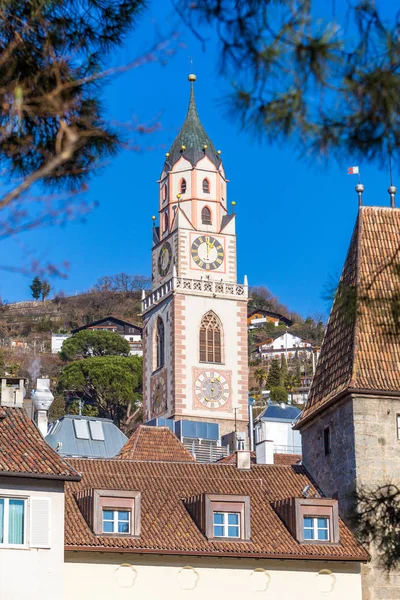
[{"x1": 167, "y1": 76, "x2": 221, "y2": 169}]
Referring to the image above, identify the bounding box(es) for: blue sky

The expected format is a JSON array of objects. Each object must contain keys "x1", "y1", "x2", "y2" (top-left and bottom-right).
[{"x1": 0, "y1": 1, "x2": 396, "y2": 318}]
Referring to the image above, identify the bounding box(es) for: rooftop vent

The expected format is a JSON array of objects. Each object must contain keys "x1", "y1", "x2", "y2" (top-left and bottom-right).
[{"x1": 32, "y1": 378, "x2": 54, "y2": 437}]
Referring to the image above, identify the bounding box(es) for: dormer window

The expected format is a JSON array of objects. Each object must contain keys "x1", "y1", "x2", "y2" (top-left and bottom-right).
[
  {"x1": 213, "y1": 512, "x2": 240, "y2": 538},
  {"x1": 202, "y1": 178, "x2": 210, "y2": 193},
  {"x1": 272, "y1": 497, "x2": 339, "y2": 544},
  {"x1": 102, "y1": 509, "x2": 131, "y2": 534},
  {"x1": 303, "y1": 516, "x2": 329, "y2": 541},
  {"x1": 184, "y1": 493, "x2": 250, "y2": 541},
  {"x1": 180, "y1": 178, "x2": 187, "y2": 194},
  {"x1": 76, "y1": 489, "x2": 141, "y2": 537}
]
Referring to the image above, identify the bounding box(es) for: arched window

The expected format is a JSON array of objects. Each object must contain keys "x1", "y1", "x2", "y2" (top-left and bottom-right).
[
  {"x1": 163, "y1": 212, "x2": 169, "y2": 232},
  {"x1": 201, "y1": 206, "x2": 212, "y2": 225},
  {"x1": 163, "y1": 185, "x2": 168, "y2": 201},
  {"x1": 202, "y1": 178, "x2": 210, "y2": 193},
  {"x1": 156, "y1": 318, "x2": 165, "y2": 369},
  {"x1": 180, "y1": 178, "x2": 187, "y2": 194},
  {"x1": 199, "y1": 311, "x2": 222, "y2": 363}
]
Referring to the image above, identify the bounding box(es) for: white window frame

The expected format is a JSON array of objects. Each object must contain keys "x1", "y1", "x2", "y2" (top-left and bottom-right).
[
  {"x1": 397, "y1": 415, "x2": 400, "y2": 440},
  {"x1": 303, "y1": 516, "x2": 330, "y2": 541},
  {"x1": 0, "y1": 496, "x2": 27, "y2": 548},
  {"x1": 213, "y1": 512, "x2": 240, "y2": 538},
  {"x1": 102, "y1": 509, "x2": 131, "y2": 534}
]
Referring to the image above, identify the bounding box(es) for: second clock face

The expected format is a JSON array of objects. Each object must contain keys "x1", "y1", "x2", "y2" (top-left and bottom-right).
[
  {"x1": 151, "y1": 376, "x2": 167, "y2": 416},
  {"x1": 191, "y1": 235, "x2": 224, "y2": 270},
  {"x1": 194, "y1": 370, "x2": 230, "y2": 408},
  {"x1": 158, "y1": 241, "x2": 172, "y2": 277}
]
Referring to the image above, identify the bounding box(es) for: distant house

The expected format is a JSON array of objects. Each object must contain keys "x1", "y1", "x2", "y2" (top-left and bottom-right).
[
  {"x1": 257, "y1": 332, "x2": 315, "y2": 361},
  {"x1": 254, "y1": 402, "x2": 302, "y2": 455},
  {"x1": 248, "y1": 308, "x2": 293, "y2": 330},
  {"x1": 51, "y1": 316, "x2": 143, "y2": 356}
]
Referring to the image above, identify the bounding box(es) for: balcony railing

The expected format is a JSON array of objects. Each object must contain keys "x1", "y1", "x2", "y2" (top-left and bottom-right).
[{"x1": 142, "y1": 275, "x2": 247, "y2": 312}]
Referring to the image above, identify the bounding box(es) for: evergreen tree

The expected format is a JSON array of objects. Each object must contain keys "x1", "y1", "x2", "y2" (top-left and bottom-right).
[
  {"x1": 30, "y1": 276, "x2": 42, "y2": 300},
  {"x1": 280, "y1": 355, "x2": 288, "y2": 387},
  {"x1": 270, "y1": 386, "x2": 288, "y2": 404},
  {"x1": 41, "y1": 281, "x2": 51, "y2": 302},
  {"x1": 266, "y1": 359, "x2": 281, "y2": 389}
]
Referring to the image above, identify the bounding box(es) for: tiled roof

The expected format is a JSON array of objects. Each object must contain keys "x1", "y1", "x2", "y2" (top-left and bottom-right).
[
  {"x1": 218, "y1": 452, "x2": 302, "y2": 466},
  {"x1": 0, "y1": 407, "x2": 79, "y2": 480},
  {"x1": 65, "y1": 457, "x2": 367, "y2": 560},
  {"x1": 117, "y1": 426, "x2": 196, "y2": 462},
  {"x1": 298, "y1": 206, "x2": 400, "y2": 426},
  {"x1": 167, "y1": 80, "x2": 221, "y2": 169}
]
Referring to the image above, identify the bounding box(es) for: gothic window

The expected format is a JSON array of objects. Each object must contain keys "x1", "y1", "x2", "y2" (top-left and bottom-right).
[
  {"x1": 201, "y1": 206, "x2": 212, "y2": 225},
  {"x1": 163, "y1": 185, "x2": 168, "y2": 201},
  {"x1": 163, "y1": 212, "x2": 168, "y2": 232},
  {"x1": 199, "y1": 311, "x2": 222, "y2": 363},
  {"x1": 180, "y1": 178, "x2": 187, "y2": 194},
  {"x1": 202, "y1": 178, "x2": 210, "y2": 194},
  {"x1": 156, "y1": 318, "x2": 165, "y2": 369}
]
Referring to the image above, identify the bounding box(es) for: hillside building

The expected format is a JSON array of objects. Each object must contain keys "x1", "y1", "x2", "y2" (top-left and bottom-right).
[
  {"x1": 248, "y1": 308, "x2": 293, "y2": 329},
  {"x1": 257, "y1": 332, "x2": 315, "y2": 361}
]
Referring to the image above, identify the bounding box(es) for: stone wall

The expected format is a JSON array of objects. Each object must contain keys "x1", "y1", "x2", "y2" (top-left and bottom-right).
[{"x1": 301, "y1": 393, "x2": 400, "y2": 600}]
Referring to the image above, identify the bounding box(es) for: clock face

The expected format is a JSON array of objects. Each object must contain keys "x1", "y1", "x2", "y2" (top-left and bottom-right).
[
  {"x1": 151, "y1": 377, "x2": 167, "y2": 416},
  {"x1": 158, "y1": 242, "x2": 172, "y2": 277},
  {"x1": 191, "y1": 235, "x2": 224, "y2": 271},
  {"x1": 194, "y1": 371, "x2": 230, "y2": 408}
]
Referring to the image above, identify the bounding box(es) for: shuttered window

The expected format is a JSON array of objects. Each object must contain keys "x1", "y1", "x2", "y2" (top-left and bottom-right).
[
  {"x1": 30, "y1": 498, "x2": 51, "y2": 548},
  {"x1": 199, "y1": 312, "x2": 222, "y2": 363},
  {"x1": 156, "y1": 318, "x2": 165, "y2": 369},
  {"x1": 201, "y1": 206, "x2": 212, "y2": 225}
]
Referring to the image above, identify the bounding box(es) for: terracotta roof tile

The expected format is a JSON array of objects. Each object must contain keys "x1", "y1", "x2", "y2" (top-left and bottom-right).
[
  {"x1": 65, "y1": 457, "x2": 367, "y2": 560},
  {"x1": 298, "y1": 206, "x2": 400, "y2": 426},
  {"x1": 118, "y1": 426, "x2": 196, "y2": 462},
  {"x1": 218, "y1": 452, "x2": 302, "y2": 466},
  {"x1": 0, "y1": 407, "x2": 79, "y2": 479}
]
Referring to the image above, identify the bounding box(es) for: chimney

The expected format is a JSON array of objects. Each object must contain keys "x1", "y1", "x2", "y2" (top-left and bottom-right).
[
  {"x1": 32, "y1": 378, "x2": 54, "y2": 437},
  {"x1": 256, "y1": 439, "x2": 274, "y2": 465},
  {"x1": 236, "y1": 450, "x2": 251, "y2": 470},
  {"x1": 1, "y1": 378, "x2": 25, "y2": 407}
]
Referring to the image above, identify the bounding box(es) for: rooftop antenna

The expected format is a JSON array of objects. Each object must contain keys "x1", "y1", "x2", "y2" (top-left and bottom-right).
[
  {"x1": 348, "y1": 165, "x2": 363, "y2": 206},
  {"x1": 388, "y1": 149, "x2": 397, "y2": 208}
]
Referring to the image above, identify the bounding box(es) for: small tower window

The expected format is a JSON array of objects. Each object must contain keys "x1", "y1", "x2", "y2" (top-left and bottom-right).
[
  {"x1": 202, "y1": 178, "x2": 210, "y2": 194},
  {"x1": 163, "y1": 212, "x2": 168, "y2": 232},
  {"x1": 180, "y1": 178, "x2": 187, "y2": 194},
  {"x1": 163, "y1": 185, "x2": 168, "y2": 201},
  {"x1": 324, "y1": 426, "x2": 331, "y2": 455},
  {"x1": 156, "y1": 318, "x2": 165, "y2": 370},
  {"x1": 202, "y1": 206, "x2": 212, "y2": 225},
  {"x1": 199, "y1": 311, "x2": 222, "y2": 363}
]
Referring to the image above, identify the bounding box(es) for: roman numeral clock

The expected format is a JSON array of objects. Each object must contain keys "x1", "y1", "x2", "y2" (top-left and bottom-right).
[{"x1": 191, "y1": 235, "x2": 224, "y2": 270}]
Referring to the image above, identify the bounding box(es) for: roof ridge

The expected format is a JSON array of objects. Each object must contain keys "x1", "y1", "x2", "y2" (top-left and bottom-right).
[{"x1": 350, "y1": 208, "x2": 363, "y2": 388}]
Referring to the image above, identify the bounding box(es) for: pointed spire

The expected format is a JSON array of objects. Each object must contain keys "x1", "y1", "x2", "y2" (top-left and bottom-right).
[{"x1": 166, "y1": 75, "x2": 221, "y2": 168}]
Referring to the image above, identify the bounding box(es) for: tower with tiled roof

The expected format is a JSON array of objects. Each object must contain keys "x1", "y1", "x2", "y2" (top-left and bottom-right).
[
  {"x1": 141, "y1": 75, "x2": 249, "y2": 442},
  {"x1": 296, "y1": 204, "x2": 400, "y2": 599}
]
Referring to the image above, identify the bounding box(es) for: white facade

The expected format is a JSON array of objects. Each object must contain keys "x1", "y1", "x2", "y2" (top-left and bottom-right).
[
  {"x1": 258, "y1": 332, "x2": 313, "y2": 359},
  {"x1": 255, "y1": 418, "x2": 302, "y2": 454},
  {"x1": 65, "y1": 553, "x2": 362, "y2": 600},
  {"x1": 51, "y1": 333, "x2": 71, "y2": 353},
  {"x1": 0, "y1": 476, "x2": 65, "y2": 600}
]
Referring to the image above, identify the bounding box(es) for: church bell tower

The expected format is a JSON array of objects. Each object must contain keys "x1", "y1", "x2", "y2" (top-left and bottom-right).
[{"x1": 142, "y1": 75, "x2": 249, "y2": 440}]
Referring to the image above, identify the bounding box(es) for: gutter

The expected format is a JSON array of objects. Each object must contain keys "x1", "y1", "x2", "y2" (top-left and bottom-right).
[
  {"x1": 0, "y1": 470, "x2": 81, "y2": 482},
  {"x1": 64, "y1": 545, "x2": 368, "y2": 562},
  {"x1": 294, "y1": 387, "x2": 400, "y2": 430}
]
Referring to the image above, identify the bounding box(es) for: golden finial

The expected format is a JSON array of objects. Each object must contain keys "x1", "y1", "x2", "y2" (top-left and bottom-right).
[
  {"x1": 181, "y1": 145, "x2": 186, "y2": 151},
  {"x1": 165, "y1": 152, "x2": 170, "y2": 157},
  {"x1": 217, "y1": 150, "x2": 222, "y2": 155},
  {"x1": 176, "y1": 193, "x2": 181, "y2": 200},
  {"x1": 152, "y1": 215, "x2": 156, "y2": 221},
  {"x1": 203, "y1": 144, "x2": 208, "y2": 150},
  {"x1": 188, "y1": 74, "x2": 196, "y2": 82}
]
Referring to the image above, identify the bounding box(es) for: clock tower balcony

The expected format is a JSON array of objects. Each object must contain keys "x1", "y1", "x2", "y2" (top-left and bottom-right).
[{"x1": 142, "y1": 274, "x2": 248, "y2": 314}]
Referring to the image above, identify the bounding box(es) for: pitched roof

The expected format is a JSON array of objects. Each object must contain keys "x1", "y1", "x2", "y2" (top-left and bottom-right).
[
  {"x1": 166, "y1": 78, "x2": 221, "y2": 169},
  {"x1": 298, "y1": 206, "x2": 400, "y2": 427},
  {"x1": 64, "y1": 457, "x2": 366, "y2": 560},
  {"x1": 117, "y1": 426, "x2": 196, "y2": 462},
  {"x1": 218, "y1": 451, "x2": 302, "y2": 466},
  {"x1": 0, "y1": 407, "x2": 79, "y2": 480},
  {"x1": 72, "y1": 315, "x2": 142, "y2": 334},
  {"x1": 248, "y1": 309, "x2": 293, "y2": 326}
]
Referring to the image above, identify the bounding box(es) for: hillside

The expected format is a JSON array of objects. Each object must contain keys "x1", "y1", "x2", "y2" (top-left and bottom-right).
[{"x1": 0, "y1": 290, "x2": 143, "y2": 341}]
